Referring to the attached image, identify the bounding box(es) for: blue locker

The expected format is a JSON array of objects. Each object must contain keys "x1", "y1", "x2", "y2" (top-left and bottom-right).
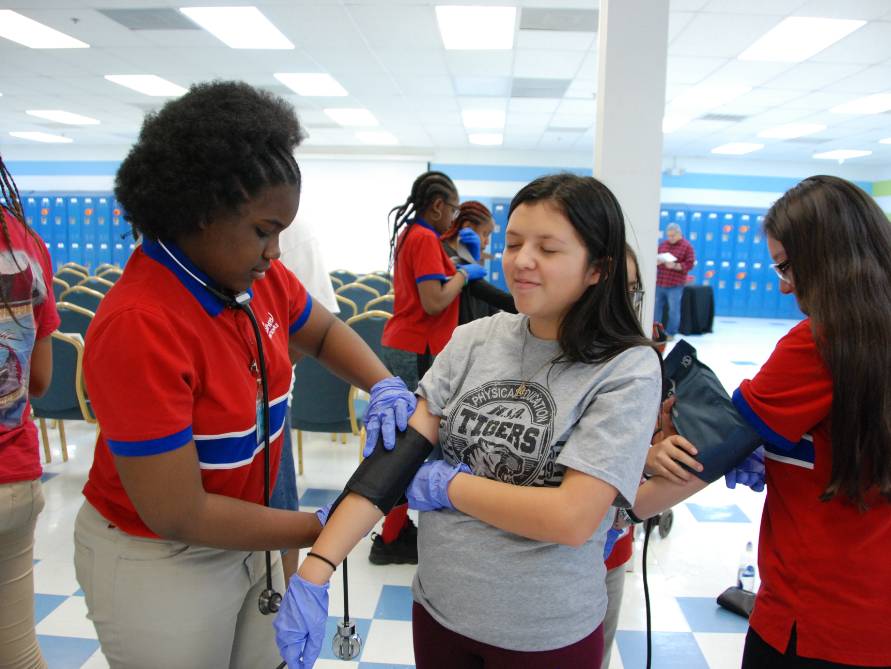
[
  {"x1": 67, "y1": 197, "x2": 83, "y2": 265},
  {"x1": 26, "y1": 197, "x2": 52, "y2": 254},
  {"x1": 715, "y1": 259, "x2": 733, "y2": 315},
  {"x1": 718, "y1": 211, "x2": 736, "y2": 261},
  {"x1": 750, "y1": 215, "x2": 766, "y2": 268},
  {"x1": 111, "y1": 200, "x2": 128, "y2": 268},
  {"x1": 488, "y1": 199, "x2": 509, "y2": 291},
  {"x1": 82, "y1": 197, "x2": 97, "y2": 270},
  {"x1": 687, "y1": 211, "x2": 704, "y2": 284},
  {"x1": 730, "y1": 261, "x2": 748, "y2": 317},
  {"x1": 761, "y1": 269, "x2": 780, "y2": 318},
  {"x1": 658, "y1": 209, "x2": 669, "y2": 240},
  {"x1": 701, "y1": 212, "x2": 720, "y2": 263},
  {"x1": 734, "y1": 213, "x2": 755, "y2": 263},
  {"x1": 95, "y1": 197, "x2": 112, "y2": 266},
  {"x1": 745, "y1": 260, "x2": 765, "y2": 318},
  {"x1": 51, "y1": 197, "x2": 67, "y2": 268}
]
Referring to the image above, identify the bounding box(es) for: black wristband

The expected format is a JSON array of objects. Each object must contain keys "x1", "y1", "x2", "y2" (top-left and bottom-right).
[{"x1": 306, "y1": 551, "x2": 337, "y2": 571}]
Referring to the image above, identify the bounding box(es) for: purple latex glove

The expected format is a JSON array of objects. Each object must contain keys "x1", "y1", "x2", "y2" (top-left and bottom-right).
[
  {"x1": 406, "y1": 460, "x2": 471, "y2": 512},
  {"x1": 363, "y1": 376, "x2": 418, "y2": 457},
  {"x1": 274, "y1": 575, "x2": 329, "y2": 669},
  {"x1": 314, "y1": 503, "x2": 332, "y2": 527},
  {"x1": 725, "y1": 447, "x2": 765, "y2": 492},
  {"x1": 458, "y1": 227, "x2": 481, "y2": 261},
  {"x1": 603, "y1": 527, "x2": 622, "y2": 561}
]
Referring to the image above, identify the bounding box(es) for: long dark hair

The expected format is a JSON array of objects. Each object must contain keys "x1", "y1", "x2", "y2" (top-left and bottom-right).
[
  {"x1": 508, "y1": 173, "x2": 654, "y2": 364},
  {"x1": 441, "y1": 200, "x2": 492, "y2": 241},
  {"x1": 0, "y1": 155, "x2": 46, "y2": 327},
  {"x1": 388, "y1": 171, "x2": 457, "y2": 268},
  {"x1": 764, "y1": 175, "x2": 891, "y2": 507}
]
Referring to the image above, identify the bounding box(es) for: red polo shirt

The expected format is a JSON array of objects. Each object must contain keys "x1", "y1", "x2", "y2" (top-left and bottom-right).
[
  {"x1": 83, "y1": 238, "x2": 311, "y2": 538},
  {"x1": 382, "y1": 219, "x2": 459, "y2": 356},
  {"x1": 733, "y1": 319, "x2": 891, "y2": 666}
]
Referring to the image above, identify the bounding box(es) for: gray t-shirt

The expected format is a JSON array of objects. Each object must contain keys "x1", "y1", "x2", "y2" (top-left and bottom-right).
[{"x1": 413, "y1": 312, "x2": 661, "y2": 651}]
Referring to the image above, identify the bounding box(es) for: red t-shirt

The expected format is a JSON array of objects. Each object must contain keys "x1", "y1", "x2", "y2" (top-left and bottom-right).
[
  {"x1": 382, "y1": 219, "x2": 459, "y2": 356},
  {"x1": 82, "y1": 238, "x2": 311, "y2": 537},
  {"x1": 604, "y1": 527, "x2": 633, "y2": 570},
  {"x1": 0, "y1": 207, "x2": 60, "y2": 484},
  {"x1": 734, "y1": 319, "x2": 891, "y2": 666}
]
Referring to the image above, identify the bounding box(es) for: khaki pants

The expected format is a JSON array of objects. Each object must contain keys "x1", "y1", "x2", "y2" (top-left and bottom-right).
[
  {"x1": 73, "y1": 501, "x2": 284, "y2": 669},
  {"x1": 0, "y1": 479, "x2": 47, "y2": 669}
]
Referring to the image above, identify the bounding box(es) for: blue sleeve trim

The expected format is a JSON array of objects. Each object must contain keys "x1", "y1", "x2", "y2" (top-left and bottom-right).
[
  {"x1": 108, "y1": 425, "x2": 194, "y2": 456},
  {"x1": 289, "y1": 294, "x2": 313, "y2": 334},
  {"x1": 416, "y1": 273, "x2": 447, "y2": 284},
  {"x1": 731, "y1": 388, "x2": 796, "y2": 452}
]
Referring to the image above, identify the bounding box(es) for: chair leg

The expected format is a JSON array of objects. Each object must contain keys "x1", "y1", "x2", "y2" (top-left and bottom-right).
[
  {"x1": 330, "y1": 433, "x2": 336, "y2": 442},
  {"x1": 39, "y1": 418, "x2": 51, "y2": 464},
  {"x1": 297, "y1": 430, "x2": 303, "y2": 476},
  {"x1": 341, "y1": 433, "x2": 346, "y2": 445},
  {"x1": 58, "y1": 420, "x2": 69, "y2": 462},
  {"x1": 358, "y1": 426, "x2": 365, "y2": 462}
]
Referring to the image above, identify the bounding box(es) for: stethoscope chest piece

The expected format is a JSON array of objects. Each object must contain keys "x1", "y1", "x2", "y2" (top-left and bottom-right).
[{"x1": 332, "y1": 620, "x2": 362, "y2": 660}]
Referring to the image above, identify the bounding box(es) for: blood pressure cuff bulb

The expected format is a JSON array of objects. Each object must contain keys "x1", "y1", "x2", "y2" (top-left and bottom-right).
[
  {"x1": 663, "y1": 340, "x2": 762, "y2": 483},
  {"x1": 330, "y1": 426, "x2": 434, "y2": 515}
]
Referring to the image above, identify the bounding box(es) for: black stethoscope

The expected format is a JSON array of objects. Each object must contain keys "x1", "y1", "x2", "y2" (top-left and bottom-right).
[{"x1": 159, "y1": 242, "x2": 361, "y2": 665}]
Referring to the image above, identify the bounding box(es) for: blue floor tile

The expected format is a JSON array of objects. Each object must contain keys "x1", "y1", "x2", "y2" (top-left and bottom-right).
[
  {"x1": 299, "y1": 488, "x2": 342, "y2": 507},
  {"x1": 40, "y1": 471, "x2": 59, "y2": 483},
  {"x1": 34, "y1": 594, "x2": 67, "y2": 623},
  {"x1": 686, "y1": 503, "x2": 750, "y2": 523},
  {"x1": 616, "y1": 631, "x2": 709, "y2": 669},
  {"x1": 317, "y1": 615, "x2": 373, "y2": 662},
  {"x1": 373, "y1": 585, "x2": 414, "y2": 621},
  {"x1": 677, "y1": 596, "x2": 750, "y2": 633},
  {"x1": 74, "y1": 588, "x2": 84, "y2": 596},
  {"x1": 37, "y1": 635, "x2": 100, "y2": 669}
]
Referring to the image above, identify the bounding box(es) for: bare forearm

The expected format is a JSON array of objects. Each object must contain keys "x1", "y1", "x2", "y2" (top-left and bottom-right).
[
  {"x1": 420, "y1": 274, "x2": 465, "y2": 315},
  {"x1": 167, "y1": 493, "x2": 322, "y2": 550},
  {"x1": 632, "y1": 475, "x2": 707, "y2": 520},
  {"x1": 315, "y1": 319, "x2": 390, "y2": 391},
  {"x1": 298, "y1": 494, "x2": 382, "y2": 584}
]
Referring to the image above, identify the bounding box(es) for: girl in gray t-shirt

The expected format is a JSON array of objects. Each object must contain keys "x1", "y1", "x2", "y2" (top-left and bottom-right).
[{"x1": 273, "y1": 173, "x2": 662, "y2": 669}]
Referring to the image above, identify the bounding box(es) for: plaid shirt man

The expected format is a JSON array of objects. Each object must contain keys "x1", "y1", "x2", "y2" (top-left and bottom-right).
[{"x1": 656, "y1": 236, "x2": 695, "y2": 287}]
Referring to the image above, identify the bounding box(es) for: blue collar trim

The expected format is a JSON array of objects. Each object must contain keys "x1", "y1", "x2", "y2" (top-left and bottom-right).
[
  {"x1": 413, "y1": 217, "x2": 438, "y2": 234},
  {"x1": 141, "y1": 238, "x2": 253, "y2": 316}
]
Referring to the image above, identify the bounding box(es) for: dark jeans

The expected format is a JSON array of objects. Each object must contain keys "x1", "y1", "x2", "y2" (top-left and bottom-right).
[
  {"x1": 270, "y1": 412, "x2": 298, "y2": 512},
  {"x1": 654, "y1": 284, "x2": 684, "y2": 335},
  {"x1": 742, "y1": 626, "x2": 890, "y2": 669},
  {"x1": 412, "y1": 602, "x2": 604, "y2": 669}
]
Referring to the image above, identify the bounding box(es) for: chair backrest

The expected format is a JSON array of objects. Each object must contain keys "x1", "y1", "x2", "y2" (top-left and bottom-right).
[
  {"x1": 365, "y1": 294, "x2": 393, "y2": 314},
  {"x1": 52, "y1": 277, "x2": 69, "y2": 302},
  {"x1": 60, "y1": 261, "x2": 89, "y2": 275},
  {"x1": 59, "y1": 286, "x2": 103, "y2": 313},
  {"x1": 56, "y1": 268, "x2": 88, "y2": 285},
  {"x1": 97, "y1": 267, "x2": 122, "y2": 281},
  {"x1": 57, "y1": 302, "x2": 94, "y2": 341},
  {"x1": 94, "y1": 263, "x2": 119, "y2": 274},
  {"x1": 357, "y1": 274, "x2": 391, "y2": 295},
  {"x1": 31, "y1": 332, "x2": 93, "y2": 422},
  {"x1": 78, "y1": 276, "x2": 114, "y2": 294},
  {"x1": 346, "y1": 310, "x2": 390, "y2": 360},
  {"x1": 334, "y1": 295, "x2": 357, "y2": 321},
  {"x1": 330, "y1": 269, "x2": 357, "y2": 285},
  {"x1": 336, "y1": 282, "x2": 379, "y2": 313},
  {"x1": 290, "y1": 356, "x2": 352, "y2": 433},
  {"x1": 329, "y1": 275, "x2": 343, "y2": 289}
]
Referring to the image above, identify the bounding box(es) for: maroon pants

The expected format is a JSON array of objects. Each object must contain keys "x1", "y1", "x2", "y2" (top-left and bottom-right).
[{"x1": 412, "y1": 602, "x2": 604, "y2": 669}]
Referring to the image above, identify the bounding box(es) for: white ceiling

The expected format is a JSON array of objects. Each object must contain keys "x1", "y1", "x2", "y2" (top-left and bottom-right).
[{"x1": 1, "y1": 0, "x2": 891, "y2": 169}]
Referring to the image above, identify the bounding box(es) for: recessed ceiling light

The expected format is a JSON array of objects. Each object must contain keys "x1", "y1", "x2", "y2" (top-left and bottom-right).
[
  {"x1": 105, "y1": 75, "x2": 188, "y2": 97},
  {"x1": 711, "y1": 142, "x2": 764, "y2": 155},
  {"x1": 813, "y1": 149, "x2": 872, "y2": 161},
  {"x1": 436, "y1": 6, "x2": 516, "y2": 50},
  {"x1": 738, "y1": 17, "x2": 864, "y2": 63},
  {"x1": 757, "y1": 123, "x2": 825, "y2": 140},
  {"x1": 179, "y1": 7, "x2": 293, "y2": 49},
  {"x1": 830, "y1": 93, "x2": 891, "y2": 115},
  {"x1": 274, "y1": 73, "x2": 347, "y2": 97},
  {"x1": 880, "y1": 137, "x2": 891, "y2": 145},
  {"x1": 462, "y1": 109, "x2": 505, "y2": 129},
  {"x1": 324, "y1": 108, "x2": 378, "y2": 127},
  {"x1": 9, "y1": 131, "x2": 73, "y2": 144},
  {"x1": 26, "y1": 110, "x2": 100, "y2": 125},
  {"x1": 468, "y1": 132, "x2": 503, "y2": 146},
  {"x1": 356, "y1": 131, "x2": 399, "y2": 146},
  {"x1": 0, "y1": 10, "x2": 89, "y2": 48}
]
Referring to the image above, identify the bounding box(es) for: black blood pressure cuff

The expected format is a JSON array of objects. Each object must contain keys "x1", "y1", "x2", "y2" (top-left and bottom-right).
[
  {"x1": 330, "y1": 426, "x2": 435, "y2": 515},
  {"x1": 663, "y1": 340, "x2": 762, "y2": 483}
]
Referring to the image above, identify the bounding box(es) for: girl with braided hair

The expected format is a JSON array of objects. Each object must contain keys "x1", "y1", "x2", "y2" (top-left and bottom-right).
[
  {"x1": 440, "y1": 200, "x2": 516, "y2": 325},
  {"x1": 373, "y1": 171, "x2": 487, "y2": 565},
  {"x1": 0, "y1": 155, "x2": 60, "y2": 669}
]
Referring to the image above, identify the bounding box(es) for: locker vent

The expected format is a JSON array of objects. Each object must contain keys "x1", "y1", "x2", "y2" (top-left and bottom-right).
[
  {"x1": 98, "y1": 8, "x2": 200, "y2": 31},
  {"x1": 511, "y1": 78, "x2": 571, "y2": 98},
  {"x1": 520, "y1": 8, "x2": 598, "y2": 32}
]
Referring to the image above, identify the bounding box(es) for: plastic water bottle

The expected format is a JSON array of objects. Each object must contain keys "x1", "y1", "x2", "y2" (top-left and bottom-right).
[{"x1": 737, "y1": 541, "x2": 756, "y2": 592}]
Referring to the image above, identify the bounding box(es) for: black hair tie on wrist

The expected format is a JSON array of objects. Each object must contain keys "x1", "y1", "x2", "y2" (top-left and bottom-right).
[{"x1": 306, "y1": 551, "x2": 337, "y2": 571}]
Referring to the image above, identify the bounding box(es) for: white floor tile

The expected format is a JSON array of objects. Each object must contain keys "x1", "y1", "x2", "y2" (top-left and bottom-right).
[
  {"x1": 35, "y1": 596, "x2": 96, "y2": 639},
  {"x1": 360, "y1": 620, "x2": 415, "y2": 665},
  {"x1": 695, "y1": 632, "x2": 748, "y2": 669},
  {"x1": 33, "y1": 557, "x2": 81, "y2": 596},
  {"x1": 79, "y1": 649, "x2": 110, "y2": 669}
]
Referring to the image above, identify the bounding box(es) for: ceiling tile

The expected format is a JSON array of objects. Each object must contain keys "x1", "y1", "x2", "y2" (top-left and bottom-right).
[
  {"x1": 667, "y1": 56, "x2": 729, "y2": 85},
  {"x1": 808, "y1": 21, "x2": 891, "y2": 65},
  {"x1": 508, "y1": 98, "x2": 560, "y2": 113},
  {"x1": 704, "y1": 0, "x2": 808, "y2": 13},
  {"x1": 446, "y1": 52, "x2": 514, "y2": 78},
  {"x1": 515, "y1": 30, "x2": 595, "y2": 51},
  {"x1": 669, "y1": 13, "x2": 784, "y2": 58},
  {"x1": 793, "y1": 0, "x2": 891, "y2": 20},
  {"x1": 761, "y1": 62, "x2": 867, "y2": 91},
  {"x1": 513, "y1": 50, "x2": 587, "y2": 79}
]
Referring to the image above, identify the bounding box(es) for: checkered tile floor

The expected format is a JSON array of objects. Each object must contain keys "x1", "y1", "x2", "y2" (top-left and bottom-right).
[{"x1": 31, "y1": 317, "x2": 796, "y2": 668}]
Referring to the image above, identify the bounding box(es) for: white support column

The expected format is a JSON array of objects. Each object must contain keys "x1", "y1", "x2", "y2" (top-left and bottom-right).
[{"x1": 594, "y1": 0, "x2": 670, "y2": 333}]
